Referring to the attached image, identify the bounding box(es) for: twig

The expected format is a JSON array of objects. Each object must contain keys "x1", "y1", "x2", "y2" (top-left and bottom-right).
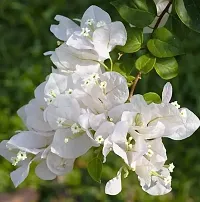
[
  {"x1": 152, "y1": 1, "x2": 172, "y2": 32},
  {"x1": 128, "y1": 72, "x2": 141, "y2": 101},
  {"x1": 128, "y1": 1, "x2": 172, "y2": 100}
]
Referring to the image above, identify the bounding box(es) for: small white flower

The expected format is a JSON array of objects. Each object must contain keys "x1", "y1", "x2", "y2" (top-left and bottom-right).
[
  {"x1": 100, "y1": 81, "x2": 107, "y2": 89},
  {"x1": 96, "y1": 21, "x2": 106, "y2": 27},
  {"x1": 85, "y1": 19, "x2": 95, "y2": 26},
  {"x1": 180, "y1": 109, "x2": 187, "y2": 117},
  {"x1": 17, "y1": 151, "x2": 27, "y2": 161},
  {"x1": 71, "y1": 123, "x2": 82, "y2": 134},
  {"x1": 44, "y1": 97, "x2": 53, "y2": 105},
  {"x1": 164, "y1": 176, "x2": 172, "y2": 186},
  {"x1": 56, "y1": 117, "x2": 66, "y2": 127},
  {"x1": 146, "y1": 149, "x2": 154, "y2": 157},
  {"x1": 171, "y1": 101, "x2": 180, "y2": 109},
  {"x1": 168, "y1": 163, "x2": 175, "y2": 173},
  {"x1": 65, "y1": 89, "x2": 73, "y2": 95},
  {"x1": 81, "y1": 27, "x2": 91, "y2": 37},
  {"x1": 11, "y1": 151, "x2": 27, "y2": 166},
  {"x1": 95, "y1": 135, "x2": 104, "y2": 144},
  {"x1": 64, "y1": 138, "x2": 69, "y2": 143}
]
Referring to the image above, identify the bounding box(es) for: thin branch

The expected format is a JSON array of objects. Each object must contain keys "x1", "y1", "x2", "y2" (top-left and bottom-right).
[
  {"x1": 152, "y1": 1, "x2": 172, "y2": 32},
  {"x1": 128, "y1": 72, "x2": 141, "y2": 101},
  {"x1": 128, "y1": 1, "x2": 172, "y2": 100}
]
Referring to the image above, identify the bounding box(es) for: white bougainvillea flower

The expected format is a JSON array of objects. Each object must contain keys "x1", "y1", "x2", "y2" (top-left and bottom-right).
[
  {"x1": 0, "y1": 133, "x2": 49, "y2": 187},
  {"x1": 138, "y1": 167, "x2": 172, "y2": 195},
  {"x1": 150, "y1": 82, "x2": 200, "y2": 140},
  {"x1": 17, "y1": 82, "x2": 53, "y2": 135},
  {"x1": 74, "y1": 72, "x2": 129, "y2": 114},
  {"x1": 144, "y1": 0, "x2": 172, "y2": 33},
  {"x1": 50, "y1": 5, "x2": 127, "y2": 61},
  {"x1": 44, "y1": 95, "x2": 97, "y2": 159}
]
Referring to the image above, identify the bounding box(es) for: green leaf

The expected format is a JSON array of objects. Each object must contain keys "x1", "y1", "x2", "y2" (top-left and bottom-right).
[
  {"x1": 147, "y1": 27, "x2": 184, "y2": 58},
  {"x1": 143, "y1": 92, "x2": 161, "y2": 104},
  {"x1": 154, "y1": 57, "x2": 178, "y2": 80},
  {"x1": 135, "y1": 54, "x2": 156, "y2": 74},
  {"x1": 87, "y1": 158, "x2": 102, "y2": 183},
  {"x1": 118, "y1": 27, "x2": 143, "y2": 53},
  {"x1": 111, "y1": 0, "x2": 157, "y2": 27},
  {"x1": 175, "y1": 0, "x2": 200, "y2": 33}
]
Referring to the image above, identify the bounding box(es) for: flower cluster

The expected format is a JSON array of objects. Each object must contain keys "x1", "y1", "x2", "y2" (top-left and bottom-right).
[{"x1": 0, "y1": 5, "x2": 199, "y2": 196}]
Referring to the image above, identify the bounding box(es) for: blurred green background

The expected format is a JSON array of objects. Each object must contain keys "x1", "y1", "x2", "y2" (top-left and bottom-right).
[{"x1": 0, "y1": 0, "x2": 200, "y2": 201}]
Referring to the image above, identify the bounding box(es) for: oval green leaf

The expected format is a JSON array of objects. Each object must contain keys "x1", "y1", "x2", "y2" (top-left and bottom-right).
[
  {"x1": 154, "y1": 57, "x2": 178, "y2": 80},
  {"x1": 143, "y1": 92, "x2": 162, "y2": 104},
  {"x1": 135, "y1": 54, "x2": 156, "y2": 74},
  {"x1": 175, "y1": 0, "x2": 200, "y2": 33},
  {"x1": 147, "y1": 27, "x2": 184, "y2": 58},
  {"x1": 87, "y1": 158, "x2": 102, "y2": 183},
  {"x1": 111, "y1": 0, "x2": 157, "y2": 28},
  {"x1": 118, "y1": 27, "x2": 143, "y2": 53}
]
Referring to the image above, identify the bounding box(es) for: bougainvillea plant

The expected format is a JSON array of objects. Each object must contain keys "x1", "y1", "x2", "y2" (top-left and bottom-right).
[{"x1": 1, "y1": 0, "x2": 200, "y2": 196}]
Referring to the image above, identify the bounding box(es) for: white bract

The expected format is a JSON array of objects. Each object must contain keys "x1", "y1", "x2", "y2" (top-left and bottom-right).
[
  {"x1": 0, "y1": 4, "x2": 199, "y2": 198},
  {"x1": 49, "y1": 5, "x2": 127, "y2": 67}
]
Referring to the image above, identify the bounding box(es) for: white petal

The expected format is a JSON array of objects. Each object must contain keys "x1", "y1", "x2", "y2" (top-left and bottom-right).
[
  {"x1": 46, "y1": 152, "x2": 74, "y2": 176},
  {"x1": 113, "y1": 143, "x2": 128, "y2": 165},
  {"x1": 8, "y1": 131, "x2": 49, "y2": 154},
  {"x1": 102, "y1": 138, "x2": 112, "y2": 163},
  {"x1": 169, "y1": 108, "x2": 200, "y2": 140},
  {"x1": 50, "y1": 15, "x2": 80, "y2": 41},
  {"x1": 35, "y1": 160, "x2": 56, "y2": 180},
  {"x1": 67, "y1": 32, "x2": 93, "y2": 50},
  {"x1": 44, "y1": 73, "x2": 68, "y2": 96},
  {"x1": 101, "y1": 72, "x2": 129, "y2": 108},
  {"x1": 93, "y1": 22, "x2": 127, "y2": 60},
  {"x1": 51, "y1": 129, "x2": 94, "y2": 158},
  {"x1": 111, "y1": 121, "x2": 128, "y2": 144},
  {"x1": 17, "y1": 106, "x2": 27, "y2": 125},
  {"x1": 51, "y1": 44, "x2": 99, "y2": 71},
  {"x1": 94, "y1": 121, "x2": 115, "y2": 140},
  {"x1": 81, "y1": 5, "x2": 111, "y2": 28},
  {"x1": 89, "y1": 113, "x2": 107, "y2": 131},
  {"x1": 162, "y1": 82, "x2": 172, "y2": 103},
  {"x1": 105, "y1": 169, "x2": 122, "y2": 195},
  {"x1": 10, "y1": 160, "x2": 31, "y2": 187},
  {"x1": 0, "y1": 140, "x2": 15, "y2": 162}
]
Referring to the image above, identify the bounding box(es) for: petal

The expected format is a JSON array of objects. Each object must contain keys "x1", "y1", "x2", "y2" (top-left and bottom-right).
[
  {"x1": 105, "y1": 169, "x2": 122, "y2": 195},
  {"x1": 94, "y1": 121, "x2": 115, "y2": 140},
  {"x1": 50, "y1": 15, "x2": 80, "y2": 41},
  {"x1": 35, "y1": 160, "x2": 56, "y2": 180},
  {"x1": 113, "y1": 143, "x2": 128, "y2": 165},
  {"x1": 101, "y1": 72, "x2": 129, "y2": 107},
  {"x1": 34, "y1": 81, "x2": 47, "y2": 106},
  {"x1": 168, "y1": 108, "x2": 200, "y2": 140},
  {"x1": 51, "y1": 129, "x2": 94, "y2": 158},
  {"x1": 102, "y1": 138, "x2": 112, "y2": 163},
  {"x1": 93, "y1": 22, "x2": 127, "y2": 60},
  {"x1": 46, "y1": 152, "x2": 74, "y2": 175},
  {"x1": 10, "y1": 160, "x2": 31, "y2": 187},
  {"x1": 67, "y1": 32, "x2": 93, "y2": 50},
  {"x1": 81, "y1": 5, "x2": 111, "y2": 28},
  {"x1": 89, "y1": 113, "x2": 107, "y2": 131},
  {"x1": 7, "y1": 131, "x2": 49, "y2": 154},
  {"x1": 44, "y1": 73, "x2": 68, "y2": 96},
  {"x1": 51, "y1": 44, "x2": 99, "y2": 71},
  {"x1": 0, "y1": 140, "x2": 15, "y2": 162},
  {"x1": 111, "y1": 121, "x2": 129, "y2": 144},
  {"x1": 162, "y1": 82, "x2": 172, "y2": 103}
]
